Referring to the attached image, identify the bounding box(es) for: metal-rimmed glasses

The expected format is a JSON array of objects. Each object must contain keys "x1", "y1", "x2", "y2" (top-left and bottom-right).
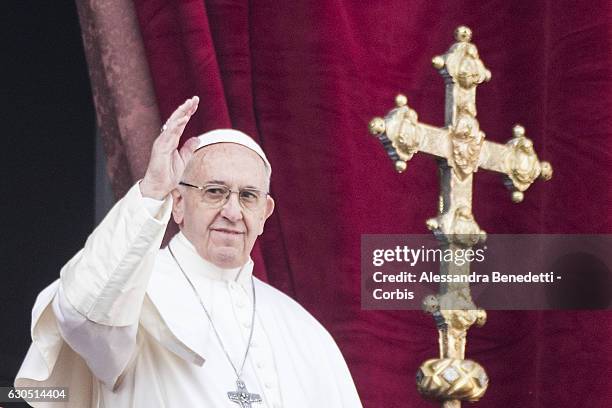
[{"x1": 179, "y1": 181, "x2": 267, "y2": 210}]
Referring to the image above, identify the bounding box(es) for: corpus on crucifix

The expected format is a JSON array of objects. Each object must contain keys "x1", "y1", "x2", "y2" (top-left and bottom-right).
[{"x1": 368, "y1": 26, "x2": 552, "y2": 408}]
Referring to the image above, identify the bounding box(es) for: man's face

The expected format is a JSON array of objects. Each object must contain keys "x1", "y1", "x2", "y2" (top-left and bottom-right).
[{"x1": 172, "y1": 143, "x2": 274, "y2": 269}]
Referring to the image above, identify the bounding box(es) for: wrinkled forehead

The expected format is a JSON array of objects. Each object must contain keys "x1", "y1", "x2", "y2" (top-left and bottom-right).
[{"x1": 186, "y1": 143, "x2": 269, "y2": 187}]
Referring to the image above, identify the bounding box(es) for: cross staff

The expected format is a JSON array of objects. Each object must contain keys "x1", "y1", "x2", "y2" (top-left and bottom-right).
[{"x1": 368, "y1": 26, "x2": 552, "y2": 408}]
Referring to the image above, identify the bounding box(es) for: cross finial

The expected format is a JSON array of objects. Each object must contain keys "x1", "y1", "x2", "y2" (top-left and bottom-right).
[{"x1": 454, "y1": 26, "x2": 472, "y2": 42}]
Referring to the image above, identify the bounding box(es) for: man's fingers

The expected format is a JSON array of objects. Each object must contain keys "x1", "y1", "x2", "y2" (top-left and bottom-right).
[
  {"x1": 143, "y1": 97, "x2": 200, "y2": 196},
  {"x1": 187, "y1": 96, "x2": 199, "y2": 115},
  {"x1": 159, "y1": 96, "x2": 198, "y2": 133},
  {"x1": 166, "y1": 98, "x2": 191, "y2": 123},
  {"x1": 157, "y1": 96, "x2": 199, "y2": 149},
  {"x1": 155, "y1": 118, "x2": 188, "y2": 151},
  {"x1": 166, "y1": 96, "x2": 199, "y2": 125}
]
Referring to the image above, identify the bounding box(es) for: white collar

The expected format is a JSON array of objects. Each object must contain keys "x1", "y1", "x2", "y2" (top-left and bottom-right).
[
  {"x1": 169, "y1": 232, "x2": 254, "y2": 288},
  {"x1": 145, "y1": 232, "x2": 255, "y2": 366}
]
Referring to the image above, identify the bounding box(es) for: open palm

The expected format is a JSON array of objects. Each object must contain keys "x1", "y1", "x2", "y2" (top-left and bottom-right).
[{"x1": 140, "y1": 96, "x2": 200, "y2": 199}]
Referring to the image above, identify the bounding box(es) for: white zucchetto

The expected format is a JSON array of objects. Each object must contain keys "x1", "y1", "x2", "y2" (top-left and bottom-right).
[{"x1": 195, "y1": 129, "x2": 271, "y2": 176}]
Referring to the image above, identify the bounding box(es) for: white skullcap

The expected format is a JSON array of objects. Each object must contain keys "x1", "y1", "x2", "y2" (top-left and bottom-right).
[{"x1": 195, "y1": 129, "x2": 271, "y2": 175}]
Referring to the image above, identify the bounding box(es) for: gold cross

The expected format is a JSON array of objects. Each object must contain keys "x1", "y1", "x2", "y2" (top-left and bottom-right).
[{"x1": 368, "y1": 26, "x2": 552, "y2": 408}]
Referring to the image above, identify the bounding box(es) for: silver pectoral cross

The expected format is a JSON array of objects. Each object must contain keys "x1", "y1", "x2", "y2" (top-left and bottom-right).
[{"x1": 227, "y1": 379, "x2": 262, "y2": 408}]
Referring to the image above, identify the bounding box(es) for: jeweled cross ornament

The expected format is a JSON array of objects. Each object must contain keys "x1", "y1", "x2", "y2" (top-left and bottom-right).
[
  {"x1": 227, "y1": 379, "x2": 262, "y2": 408},
  {"x1": 368, "y1": 27, "x2": 552, "y2": 408}
]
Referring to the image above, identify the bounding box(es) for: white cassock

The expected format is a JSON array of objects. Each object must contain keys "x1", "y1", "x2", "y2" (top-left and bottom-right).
[{"x1": 15, "y1": 183, "x2": 363, "y2": 408}]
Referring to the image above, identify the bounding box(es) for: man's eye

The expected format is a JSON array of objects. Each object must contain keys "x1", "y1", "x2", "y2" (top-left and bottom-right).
[
  {"x1": 205, "y1": 188, "x2": 226, "y2": 196},
  {"x1": 240, "y1": 190, "x2": 259, "y2": 201}
]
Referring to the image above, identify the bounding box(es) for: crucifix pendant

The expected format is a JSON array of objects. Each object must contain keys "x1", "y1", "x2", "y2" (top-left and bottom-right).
[{"x1": 227, "y1": 378, "x2": 262, "y2": 408}]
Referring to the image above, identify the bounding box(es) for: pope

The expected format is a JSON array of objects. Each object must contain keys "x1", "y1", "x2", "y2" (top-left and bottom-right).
[{"x1": 15, "y1": 97, "x2": 363, "y2": 407}]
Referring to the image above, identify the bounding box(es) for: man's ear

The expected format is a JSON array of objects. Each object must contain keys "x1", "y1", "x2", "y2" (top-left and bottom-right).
[
  {"x1": 258, "y1": 195, "x2": 275, "y2": 235},
  {"x1": 171, "y1": 189, "x2": 185, "y2": 225}
]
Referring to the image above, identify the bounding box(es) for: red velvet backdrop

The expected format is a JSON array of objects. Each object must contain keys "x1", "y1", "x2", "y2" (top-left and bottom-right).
[{"x1": 120, "y1": 1, "x2": 611, "y2": 406}]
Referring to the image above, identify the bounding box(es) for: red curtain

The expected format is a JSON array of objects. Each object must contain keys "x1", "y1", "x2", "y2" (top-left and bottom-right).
[{"x1": 82, "y1": 1, "x2": 612, "y2": 406}]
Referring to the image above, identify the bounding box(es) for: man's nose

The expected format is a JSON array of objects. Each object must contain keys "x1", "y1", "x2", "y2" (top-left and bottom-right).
[{"x1": 220, "y1": 192, "x2": 243, "y2": 221}]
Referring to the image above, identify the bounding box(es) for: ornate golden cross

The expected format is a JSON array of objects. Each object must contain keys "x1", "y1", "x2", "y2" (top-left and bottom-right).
[{"x1": 368, "y1": 26, "x2": 552, "y2": 408}]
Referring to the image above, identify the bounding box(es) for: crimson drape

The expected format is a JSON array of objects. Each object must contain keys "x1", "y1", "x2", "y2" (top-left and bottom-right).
[{"x1": 83, "y1": 1, "x2": 612, "y2": 406}]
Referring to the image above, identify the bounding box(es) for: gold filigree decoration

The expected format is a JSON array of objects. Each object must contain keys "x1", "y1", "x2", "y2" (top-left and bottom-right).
[
  {"x1": 450, "y1": 104, "x2": 484, "y2": 179},
  {"x1": 504, "y1": 125, "x2": 553, "y2": 202},
  {"x1": 422, "y1": 294, "x2": 487, "y2": 381},
  {"x1": 457, "y1": 44, "x2": 487, "y2": 89},
  {"x1": 384, "y1": 102, "x2": 423, "y2": 162},
  {"x1": 425, "y1": 206, "x2": 486, "y2": 247},
  {"x1": 440, "y1": 308, "x2": 487, "y2": 356},
  {"x1": 449, "y1": 206, "x2": 486, "y2": 247},
  {"x1": 394, "y1": 107, "x2": 422, "y2": 160},
  {"x1": 442, "y1": 27, "x2": 491, "y2": 89},
  {"x1": 417, "y1": 358, "x2": 489, "y2": 402},
  {"x1": 435, "y1": 26, "x2": 491, "y2": 90}
]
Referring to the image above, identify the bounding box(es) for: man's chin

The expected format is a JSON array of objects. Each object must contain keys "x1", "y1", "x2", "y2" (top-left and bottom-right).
[{"x1": 208, "y1": 248, "x2": 245, "y2": 269}]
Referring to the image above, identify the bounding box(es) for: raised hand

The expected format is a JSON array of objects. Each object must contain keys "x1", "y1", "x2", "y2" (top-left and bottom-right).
[{"x1": 140, "y1": 96, "x2": 201, "y2": 199}]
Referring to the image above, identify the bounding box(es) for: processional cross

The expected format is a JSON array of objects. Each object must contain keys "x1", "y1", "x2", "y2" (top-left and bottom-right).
[
  {"x1": 368, "y1": 27, "x2": 552, "y2": 407},
  {"x1": 227, "y1": 379, "x2": 262, "y2": 408}
]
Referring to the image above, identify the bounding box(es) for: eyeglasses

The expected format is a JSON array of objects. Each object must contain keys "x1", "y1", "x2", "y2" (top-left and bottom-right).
[{"x1": 179, "y1": 182, "x2": 267, "y2": 210}]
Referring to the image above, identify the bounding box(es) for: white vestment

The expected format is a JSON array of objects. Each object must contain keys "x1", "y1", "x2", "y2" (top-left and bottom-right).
[{"x1": 15, "y1": 183, "x2": 362, "y2": 408}]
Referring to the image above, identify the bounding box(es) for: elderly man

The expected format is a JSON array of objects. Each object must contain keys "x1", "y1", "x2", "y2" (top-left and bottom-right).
[{"x1": 16, "y1": 97, "x2": 362, "y2": 407}]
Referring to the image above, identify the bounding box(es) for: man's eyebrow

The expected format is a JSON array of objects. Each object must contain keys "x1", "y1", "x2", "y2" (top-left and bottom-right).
[
  {"x1": 205, "y1": 180, "x2": 229, "y2": 186},
  {"x1": 205, "y1": 180, "x2": 262, "y2": 190}
]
